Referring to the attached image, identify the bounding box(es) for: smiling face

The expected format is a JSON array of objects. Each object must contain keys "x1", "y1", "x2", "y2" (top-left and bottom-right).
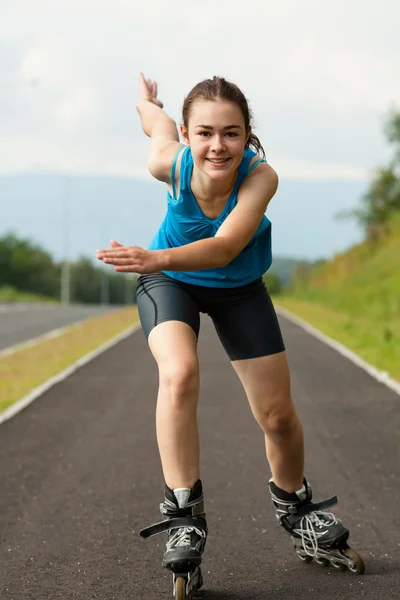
[{"x1": 180, "y1": 99, "x2": 250, "y2": 182}]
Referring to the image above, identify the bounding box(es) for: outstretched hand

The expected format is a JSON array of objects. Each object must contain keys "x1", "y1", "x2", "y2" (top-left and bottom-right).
[
  {"x1": 138, "y1": 72, "x2": 163, "y2": 108},
  {"x1": 96, "y1": 240, "x2": 162, "y2": 274}
]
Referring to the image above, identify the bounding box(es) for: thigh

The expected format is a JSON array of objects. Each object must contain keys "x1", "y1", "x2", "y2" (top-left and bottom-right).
[
  {"x1": 209, "y1": 278, "x2": 285, "y2": 361},
  {"x1": 148, "y1": 320, "x2": 200, "y2": 387},
  {"x1": 231, "y1": 352, "x2": 292, "y2": 422},
  {"x1": 136, "y1": 272, "x2": 201, "y2": 340}
]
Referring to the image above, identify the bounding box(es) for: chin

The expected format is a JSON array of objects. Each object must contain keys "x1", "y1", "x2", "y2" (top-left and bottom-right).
[
  {"x1": 207, "y1": 170, "x2": 232, "y2": 181},
  {"x1": 203, "y1": 159, "x2": 239, "y2": 177}
]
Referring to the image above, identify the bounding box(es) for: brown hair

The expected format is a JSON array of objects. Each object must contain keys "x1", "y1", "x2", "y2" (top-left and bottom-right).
[{"x1": 182, "y1": 76, "x2": 266, "y2": 159}]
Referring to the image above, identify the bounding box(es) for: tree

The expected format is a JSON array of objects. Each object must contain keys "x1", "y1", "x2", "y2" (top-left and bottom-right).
[
  {"x1": 0, "y1": 233, "x2": 59, "y2": 297},
  {"x1": 263, "y1": 272, "x2": 283, "y2": 295},
  {"x1": 70, "y1": 258, "x2": 103, "y2": 304},
  {"x1": 337, "y1": 109, "x2": 400, "y2": 232},
  {"x1": 385, "y1": 109, "x2": 400, "y2": 166},
  {"x1": 352, "y1": 165, "x2": 400, "y2": 229}
]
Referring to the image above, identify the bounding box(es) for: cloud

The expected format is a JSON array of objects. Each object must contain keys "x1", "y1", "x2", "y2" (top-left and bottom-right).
[{"x1": 0, "y1": 0, "x2": 398, "y2": 179}]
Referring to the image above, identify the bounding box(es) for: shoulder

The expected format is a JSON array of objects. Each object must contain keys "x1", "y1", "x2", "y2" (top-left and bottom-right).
[
  {"x1": 240, "y1": 146, "x2": 277, "y2": 189},
  {"x1": 148, "y1": 141, "x2": 186, "y2": 184},
  {"x1": 165, "y1": 146, "x2": 191, "y2": 198},
  {"x1": 238, "y1": 161, "x2": 279, "y2": 204},
  {"x1": 239, "y1": 148, "x2": 272, "y2": 177}
]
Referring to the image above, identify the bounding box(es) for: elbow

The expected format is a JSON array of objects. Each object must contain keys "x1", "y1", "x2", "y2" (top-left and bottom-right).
[
  {"x1": 213, "y1": 237, "x2": 240, "y2": 267},
  {"x1": 219, "y1": 244, "x2": 237, "y2": 267}
]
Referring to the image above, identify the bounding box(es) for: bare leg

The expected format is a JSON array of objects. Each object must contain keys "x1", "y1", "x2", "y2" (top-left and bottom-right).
[
  {"x1": 232, "y1": 351, "x2": 304, "y2": 493},
  {"x1": 148, "y1": 320, "x2": 200, "y2": 490}
]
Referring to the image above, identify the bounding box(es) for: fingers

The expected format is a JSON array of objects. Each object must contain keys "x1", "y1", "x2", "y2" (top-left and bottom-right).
[
  {"x1": 139, "y1": 71, "x2": 158, "y2": 97},
  {"x1": 114, "y1": 265, "x2": 138, "y2": 272},
  {"x1": 138, "y1": 72, "x2": 148, "y2": 92},
  {"x1": 96, "y1": 252, "x2": 125, "y2": 264},
  {"x1": 96, "y1": 247, "x2": 122, "y2": 255},
  {"x1": 104, "y1": 257, "x2": 131, "y2": 265},
  {"x1": 139, "y1": 72, "x2": 150, "y2": 88}
]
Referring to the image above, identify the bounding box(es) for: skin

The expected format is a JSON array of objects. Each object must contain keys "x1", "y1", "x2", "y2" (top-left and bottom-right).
[{"x1": 97, "y1": 74, "x2": 305, "y2": 494}]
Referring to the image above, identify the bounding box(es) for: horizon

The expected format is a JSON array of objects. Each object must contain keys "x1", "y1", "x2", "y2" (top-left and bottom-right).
[{"x1": 0, "y1": 171, "x2": 366, "y2": 264}]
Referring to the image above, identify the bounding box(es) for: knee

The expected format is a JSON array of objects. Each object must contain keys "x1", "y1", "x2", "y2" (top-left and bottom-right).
[
  {"x1": 256, "y1": 399, "x2": 298, "y2": 435},
  {"x1": 159, "y1": 359, "x2": 199, "y2": 405}
]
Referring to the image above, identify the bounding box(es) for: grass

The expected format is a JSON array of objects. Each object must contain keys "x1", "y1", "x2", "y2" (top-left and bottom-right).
[
  {"x1": 0, "y1": 306, "x2": 140, "y2": 412},
  {"x1": 275, "y1": 296, "x2": 400, "y2": 382},
  {"x1": 277, "y1": 213, "x2": 400, "y2": 383},
  {"x1": 0, "y1": 286, "x2": 58, "y2": 303}
]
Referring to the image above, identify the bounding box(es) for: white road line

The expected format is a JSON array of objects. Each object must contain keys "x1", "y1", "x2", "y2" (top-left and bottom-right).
[
  {"x1": 0, "y1": 322, "x2": 142, "y2": 426},
  {"x1": 0, "y1": 324, "x2": 76, "y2": 357},
  {"x1": 1, "y1": 311, "x2": 116, "y2": 356},
  {"x1": 2, "y1": 306, "x2": 399, "y2": 428},
  {"x1": 0, "y1": 303, "x2": 57, "y2": 313},
  {"x1": 276, "y1": 306, "x2": 400, "y2": 396}
]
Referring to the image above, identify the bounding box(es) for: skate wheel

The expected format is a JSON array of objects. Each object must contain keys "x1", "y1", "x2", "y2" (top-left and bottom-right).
[
  {"x1": 343, "y1": 548, "x2": 366, "y2": 575},
  {"x1": 315, "y1": 557, "x2": 330, "y2": 567},
  {"x1": 297, "y1": 552, "x2": 313, "y2": 563},
  {"x1": 196, "y1": 567, "x2": 204, "y2": 590},
  {"x1": 331, "y1": 560, "x2": 346, "y2": 571},
  {"x1": 174, "y1": 576, "x2": 186, "y2": 600}
]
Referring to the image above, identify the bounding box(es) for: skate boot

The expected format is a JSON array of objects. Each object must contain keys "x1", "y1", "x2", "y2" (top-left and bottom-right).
[
  {"x1": 269, "y1": 478, "x2": 365, "y2": 574},
  {"x1": 140, "y1": 479, "x2": 208, "y2": 599}
]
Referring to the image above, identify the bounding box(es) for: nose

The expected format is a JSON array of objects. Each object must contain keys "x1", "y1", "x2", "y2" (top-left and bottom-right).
[{"x1": 211, "y1": 134, "x2": 226, "y2": 153}]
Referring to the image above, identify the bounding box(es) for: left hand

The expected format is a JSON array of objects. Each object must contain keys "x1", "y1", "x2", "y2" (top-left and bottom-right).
[{"x1": 96, "y1": 240, "x2": 161, "y2": 274}]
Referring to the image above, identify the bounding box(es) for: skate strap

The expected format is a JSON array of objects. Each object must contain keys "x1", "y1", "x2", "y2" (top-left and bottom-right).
[
  {"x1": 160, "y1": 498, "x2": 205, "y2": 518},
  {"x1": 139, "y1": 516, "x2": 207, "y2": 539},
  {"x1": 286, "y1": 496, "x2": 338, "y2": 525}
]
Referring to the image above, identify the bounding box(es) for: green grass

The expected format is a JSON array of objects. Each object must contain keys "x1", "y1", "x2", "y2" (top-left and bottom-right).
[
  {"x1": 278, "y1": 212, "x2": 400, "y2": 382},
  {"x1": 0, "y1": 286, "x2": 58, "y2": 303},
  {"x1": 275, "y1": 297, "x2": 400, "y2": 381},
  {"x1": 0, "y1": 306, "x2": 140, "y2": 412}
]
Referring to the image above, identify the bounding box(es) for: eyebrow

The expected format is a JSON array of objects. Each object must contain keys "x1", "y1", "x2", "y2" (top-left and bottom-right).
[{"x1": 195, "y1": 124, "x2": 242, "y2": 130}]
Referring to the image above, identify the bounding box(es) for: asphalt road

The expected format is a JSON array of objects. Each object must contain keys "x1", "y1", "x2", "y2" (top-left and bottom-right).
[
  {"x1": 0, "y1": 304, "x2": 119, "y2": 352},
  {"x1": 1, "y1": 314, "x2": 399, "y2": 599}
]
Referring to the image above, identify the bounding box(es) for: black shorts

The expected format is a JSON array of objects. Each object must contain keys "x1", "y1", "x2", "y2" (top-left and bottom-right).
[{"x1": 136, "y1": 273, "x2": 285, "y2": 361}]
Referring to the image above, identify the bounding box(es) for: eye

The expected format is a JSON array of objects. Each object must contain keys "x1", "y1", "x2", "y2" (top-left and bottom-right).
[
  {"x1": 226, "y1": 132, "x2": 238, "y2": 137},
  {"x1": 198, "y1": 131, "x2": 211, "y2": 136}
]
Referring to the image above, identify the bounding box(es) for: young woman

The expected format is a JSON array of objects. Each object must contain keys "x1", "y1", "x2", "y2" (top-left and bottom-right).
[{"x1": 96, "y1": 73, "x2": 364, "y2": 594}]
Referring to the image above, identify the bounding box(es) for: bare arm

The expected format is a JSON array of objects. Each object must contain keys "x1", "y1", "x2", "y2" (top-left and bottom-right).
[
  {"x1": 96, "y1": 163, "x2": 278, "y2": 273},
  {"x1": 136, "y1": 73, "x2": 182, "y2": 183},
  {"x1": 159, "y1": 162, "x2": 278, "y2": 270}
]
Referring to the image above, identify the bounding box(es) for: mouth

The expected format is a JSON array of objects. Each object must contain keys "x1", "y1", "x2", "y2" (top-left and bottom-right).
[{"x1": 206, "y1": 158, "x2": 232, "y2": 165}]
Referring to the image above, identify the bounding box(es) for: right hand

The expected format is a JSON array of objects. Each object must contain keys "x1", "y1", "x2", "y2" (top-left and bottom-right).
[{"x1": 138, "y1": 72, "x2": 163, "y2": 108}]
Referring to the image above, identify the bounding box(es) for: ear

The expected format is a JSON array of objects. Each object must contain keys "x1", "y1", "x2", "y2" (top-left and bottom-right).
[
  {"x1": 180, "y1": 124, "x2": 190, "y2": 145},
  {"x1": 246, "y1": 128, "x2": 252, "y2": 145}
]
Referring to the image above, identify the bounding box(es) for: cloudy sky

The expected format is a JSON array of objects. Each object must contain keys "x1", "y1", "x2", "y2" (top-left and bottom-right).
[
  {"x1": 1, "y1": 0, "x2": 399, "y2": 180},
  {"x1": 0, "y1": 1, "x2": 399, "y2": 261}
]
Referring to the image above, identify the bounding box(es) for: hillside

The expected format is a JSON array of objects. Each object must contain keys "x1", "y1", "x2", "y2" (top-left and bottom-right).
[
  {"x1": 269, "y1": 256, "x2": 300, "y2": 286},
  {"x1": 277, "y1": 212, "x2": 400, "y2": 380},
  {"x1": 292, "y1": 213, "x2": 400, "y2": 318},
  {"x1": 0, "y1": 172, "x2": 364, "y2": 264}
]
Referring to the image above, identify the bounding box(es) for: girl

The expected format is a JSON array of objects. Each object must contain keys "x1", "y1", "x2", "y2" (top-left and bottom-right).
[{"x1": 96, "y1": 73, "x2": 364, "y2": 593}]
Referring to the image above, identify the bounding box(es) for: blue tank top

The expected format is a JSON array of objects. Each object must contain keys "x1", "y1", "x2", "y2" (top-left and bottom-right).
[{"x1": 148, "y1": 146, "x2": 272, "y2": 287}]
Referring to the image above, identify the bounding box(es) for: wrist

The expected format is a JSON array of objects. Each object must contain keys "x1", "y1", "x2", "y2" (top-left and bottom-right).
[
  {"x1": 136, "y1": 100, "x2": 163, "y2": 117},
  {"x1": 154, "y1": 249, "x2": 170, "y2": 271}
]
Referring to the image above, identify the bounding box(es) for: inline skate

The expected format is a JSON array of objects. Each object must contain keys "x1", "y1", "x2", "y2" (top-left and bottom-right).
[
  {"x1": 140, "y1": 479, "x2": 207, "y2": 599},
  {"x1": 269, "y1": 478, "x2": 365, "y2": 574}
]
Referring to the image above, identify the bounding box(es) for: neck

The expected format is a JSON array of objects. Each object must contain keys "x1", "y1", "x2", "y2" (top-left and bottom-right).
[{"x1": 191, "y1": 165, "x2": 238, "y2": 200}]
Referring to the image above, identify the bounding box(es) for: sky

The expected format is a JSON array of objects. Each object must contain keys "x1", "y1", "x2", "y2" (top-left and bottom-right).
[{"x1": 0, "y1": 0, "x2": 399, "y2": 260}]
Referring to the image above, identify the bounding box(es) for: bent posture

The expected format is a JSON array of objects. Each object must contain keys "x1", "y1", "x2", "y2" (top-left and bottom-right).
[{"x1": 97, "y1": 73, "x2": 365, "y2": 598}]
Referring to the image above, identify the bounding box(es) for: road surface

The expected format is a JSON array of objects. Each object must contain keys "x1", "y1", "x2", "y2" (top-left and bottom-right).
[
  {"x1": 0, "y1": 314, "x2": 398, "y2": 599},
  {"x1": 0, "y1": 304, "x2": 119, "y2": 352}
]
